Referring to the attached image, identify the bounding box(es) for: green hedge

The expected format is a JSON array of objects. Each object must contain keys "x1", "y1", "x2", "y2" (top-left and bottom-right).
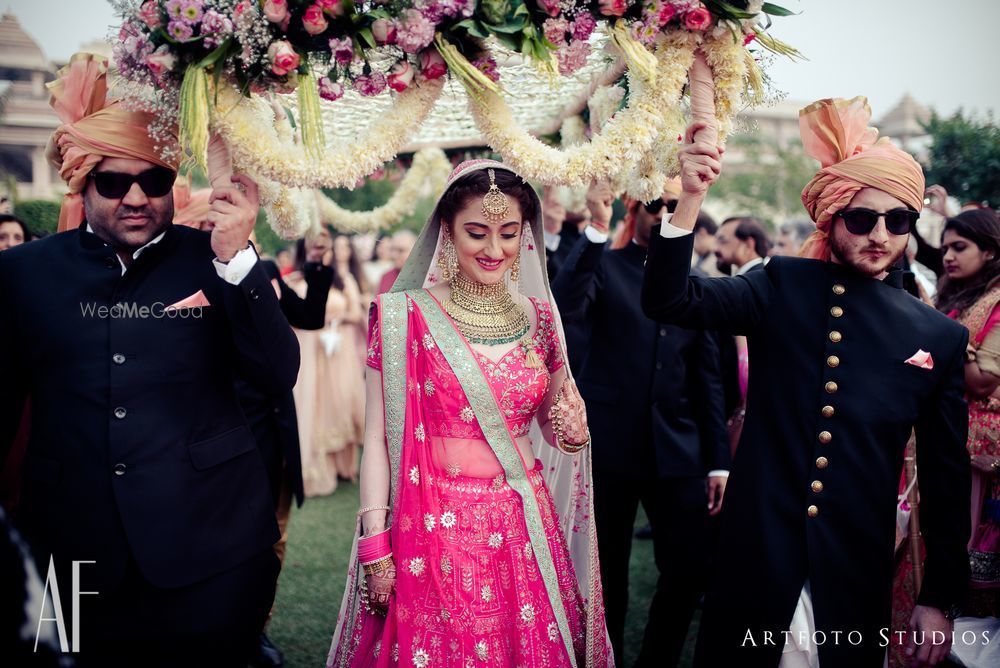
[{"x1": 14, "y1": 199, "x2": 61, "y2": 237}]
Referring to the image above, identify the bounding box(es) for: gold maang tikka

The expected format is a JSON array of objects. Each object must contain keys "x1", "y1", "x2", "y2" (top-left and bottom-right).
[{"x1": 481, "y1": 169, "x2": 510, "y2": 223}]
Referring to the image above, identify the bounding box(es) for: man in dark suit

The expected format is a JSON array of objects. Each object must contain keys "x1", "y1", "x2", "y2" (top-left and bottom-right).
[
  {"x1": 552, "y1": 182, "x2": 730, "y2": 667},
  {"x1": 642, "y1": 110, "x2": 970, "y2": 667},
  {"x1": 0, "y1": 56, "x2": 298, "y2": 667}
]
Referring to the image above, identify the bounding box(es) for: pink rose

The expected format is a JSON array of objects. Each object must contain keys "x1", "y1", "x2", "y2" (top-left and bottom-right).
[
  {"x1": 146, "y1": 50, "x2": 176, "y2": 78},
  {"x1": 538, "y1": 0, "x2": 561, "y2": 18},
  {"x1": 418, "y1": 48, "x2": 447, "y2": 80},
  {"x1": 598, "y1": 0, "x2": 629, "y2": 17},
  {"x1": 318, "y1": 0, "x2": 346, "y2": 17},
  {"x1": 371, "y1": 18, "x2": 397, "y2": 45},
  {"x1": 263, "y1": 0, "x2": 288, "y2": 23},
  {"x1": 656, "y1": 3, "x2": 676, "y2": 27},
  {"x1": 387, "y1": 60, "x2": 414, "y2": 92},
  {"x1": 138, "y1": 1, "x2": 162, "y2": 29},
  {"x1": 684, "y1": 5, "x2": 713, "y2": 31},
  {"x1": 302, "y1": 4, "x2": 329, "y2": 35},
  {"x1": 267, "y1": 40, "x2": 300, "y2": 76}
]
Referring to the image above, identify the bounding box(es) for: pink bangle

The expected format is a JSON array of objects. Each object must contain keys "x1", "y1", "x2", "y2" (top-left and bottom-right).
[{"x1": 358, "y1": 529, "x2": 391, "y2": 564}]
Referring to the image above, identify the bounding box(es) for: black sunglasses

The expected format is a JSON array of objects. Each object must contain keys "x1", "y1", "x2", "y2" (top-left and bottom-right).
[
  {"x1": 90, "y1": 167, "x2": 176, "y2": 200},
  {"x1": 836, "y1": 207, "x2": 919, "y2": 236},
  {"x1": 644, "y1": 199, "x2": 678, "y2": 215}
]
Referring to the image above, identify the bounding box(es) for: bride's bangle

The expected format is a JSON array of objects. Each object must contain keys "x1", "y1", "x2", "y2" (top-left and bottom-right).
[{"x1": 357, "y1": 504, "x2": 391, "y2": 518}]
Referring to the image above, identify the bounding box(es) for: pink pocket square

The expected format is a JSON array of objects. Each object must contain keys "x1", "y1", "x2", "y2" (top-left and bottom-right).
[
  {"x1": 166, "y1": 290, "x2": 211, "y2": 310},
  {"x1": 904, "y1": 349, "x2": 934, "y2": 370}
]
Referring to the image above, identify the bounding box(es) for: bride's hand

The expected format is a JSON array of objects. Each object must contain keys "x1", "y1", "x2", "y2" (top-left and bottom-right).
[
  {"x1": 549, "y1": 378, "x2": 589, "y2": 448},
  {"x1": 365, "y1": 557, "x2": 396, "y2": 615}
]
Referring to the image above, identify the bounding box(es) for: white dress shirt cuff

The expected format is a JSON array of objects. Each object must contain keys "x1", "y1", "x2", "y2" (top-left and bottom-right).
[
  {"x1": 543, "y1": 230, "x2": 562, "y2": 252},
  {"x1": 707, "y1": 470, "x2": 730, "y2": 478},
  {"x1": 213, "y1": 245, "x2": 258, "y2": 285},
  {"x1": 584, "y1": 225, "x2": 609, "y2": 244},
  {"x1": 659, "y1": 214, "x2": 693, "y2": 238}
]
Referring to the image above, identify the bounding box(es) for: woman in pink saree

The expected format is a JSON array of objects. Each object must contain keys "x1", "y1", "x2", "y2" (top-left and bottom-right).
[
  {"x1": 937, "y1": 209, "x2": 1000, "y2": 618},
  {"x1": 328, "y1": 161, "x2": 613, "y2": 668}
]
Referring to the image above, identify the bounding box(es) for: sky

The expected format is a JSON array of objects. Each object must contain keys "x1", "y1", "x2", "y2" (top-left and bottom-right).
[{"x1": 6, "y1": 0, "x2": 999, "y2": 120}]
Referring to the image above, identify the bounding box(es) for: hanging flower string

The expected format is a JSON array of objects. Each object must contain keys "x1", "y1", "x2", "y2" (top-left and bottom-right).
[{"x1": 316, "y1": 148, "x2": 453, "y2": 233}]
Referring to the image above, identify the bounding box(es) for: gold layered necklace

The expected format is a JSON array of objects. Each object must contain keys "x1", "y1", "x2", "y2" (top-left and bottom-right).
[{"x1": 442, "y1": 271, "x2": 530, "y2": 345}]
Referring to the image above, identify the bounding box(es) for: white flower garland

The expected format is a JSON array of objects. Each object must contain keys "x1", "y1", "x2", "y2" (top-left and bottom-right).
[
  {"x1": 212, "y1": 76, "x2": 446, "y2": 189},
  {"x1": 469, "y1": 28, "x2": 750, "y2": 202},
  {"x1": 316, "y1": 147, "x2": 452, "y2": 233}
]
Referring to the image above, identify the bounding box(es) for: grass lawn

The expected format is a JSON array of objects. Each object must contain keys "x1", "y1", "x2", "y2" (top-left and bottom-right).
[{"x1": 269, "y1": 481, "x2": 697, "y2": 667}]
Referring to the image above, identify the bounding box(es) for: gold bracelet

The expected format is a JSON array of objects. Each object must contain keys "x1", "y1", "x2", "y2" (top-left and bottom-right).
[
  {"x1": 357, "y1": 504, "x2": 391, "y2": 518},
  {"x1": 361, "y1": 554, "x2": 394, "y2": 575},
  {"x1": 549, "y1": 392, "x2": 589, "y2": 454}
]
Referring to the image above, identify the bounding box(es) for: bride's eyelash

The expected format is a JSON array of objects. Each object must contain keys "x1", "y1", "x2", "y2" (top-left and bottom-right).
[{"x1": 467, "y1": 232, "x2": 486, "y2": 240}]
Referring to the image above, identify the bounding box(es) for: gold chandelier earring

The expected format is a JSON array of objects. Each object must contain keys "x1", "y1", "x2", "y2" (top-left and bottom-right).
[
  {"x1": 437, "y1": 226, "x2": 458, "y2": 282},
  {"x1": 510, "y1": 249, "x2": 521, "y2": 282}
]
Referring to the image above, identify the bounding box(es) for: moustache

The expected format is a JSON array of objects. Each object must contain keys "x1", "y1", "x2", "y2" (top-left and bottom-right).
[{"x1": 116, "y1": 206, "x2": 154, "y2": 219}]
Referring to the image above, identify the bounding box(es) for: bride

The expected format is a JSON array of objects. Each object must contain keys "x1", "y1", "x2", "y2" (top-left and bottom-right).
[{"x1": 327, "y1": 160, "x2": 613, "y2": 667}]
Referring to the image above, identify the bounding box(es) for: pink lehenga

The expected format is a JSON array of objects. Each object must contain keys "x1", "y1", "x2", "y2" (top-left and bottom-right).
[{"x1": 328, "y1": 160, "x2": 612, "y2": 668}]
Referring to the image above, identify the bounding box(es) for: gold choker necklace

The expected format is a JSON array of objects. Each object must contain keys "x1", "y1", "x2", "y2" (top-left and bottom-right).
[{"x1": 442, "y1": 272, "x2": 530, "y2": 346}]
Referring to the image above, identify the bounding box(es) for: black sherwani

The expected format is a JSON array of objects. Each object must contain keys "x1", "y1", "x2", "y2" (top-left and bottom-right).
[
  {"x1": 641, "y1": 230, "x2": 971, "y2": 667},
  {"x1": 553, "y1": 237, "x2": 730, "y2": 666},
  {"x1": 0, "y1": 224, "x2": 299, "y2": 665}
]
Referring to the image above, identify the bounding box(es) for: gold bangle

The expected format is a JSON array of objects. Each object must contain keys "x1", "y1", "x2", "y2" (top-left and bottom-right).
[
  {"x1": 361, "y1": 554, "x2": 394, "y2": 575},
  {"x1": 357, "y1": 504, "x2": 391, "y2": 518}
]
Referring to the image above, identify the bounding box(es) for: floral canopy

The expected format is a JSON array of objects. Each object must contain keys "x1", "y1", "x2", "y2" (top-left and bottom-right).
[{"x1": 111, "y1": 0, "x2": 798, "y2": 236}]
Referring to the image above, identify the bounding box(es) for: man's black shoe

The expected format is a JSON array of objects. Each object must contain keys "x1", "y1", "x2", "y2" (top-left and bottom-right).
[{"x1": 250, "y1": 633, "x2": 284, "y2": 668}]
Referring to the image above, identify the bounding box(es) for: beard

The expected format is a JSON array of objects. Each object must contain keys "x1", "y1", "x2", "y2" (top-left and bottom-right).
[{"x1": 829, "y1": 231, "x2": 906, "y2": 278}]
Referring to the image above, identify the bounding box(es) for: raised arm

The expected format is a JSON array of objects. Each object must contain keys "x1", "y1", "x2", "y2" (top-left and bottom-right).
[{"x1": 641, "y1": 121, "x2": 770, "y2": 334}]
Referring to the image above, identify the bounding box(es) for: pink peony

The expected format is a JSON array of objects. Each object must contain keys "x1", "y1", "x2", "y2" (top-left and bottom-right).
[
  {"x1": 167, "y1": 20, "x2": 194, "y2": 41},
  {"x1": 318, "y1": 0, "x2": 346, "y2": 17},
  {"x1": 267, "y1": 40, "x2": 300, "y2": 76},
  {"x1": 572, "y1": 12, "x2": 597, "y2": 41},
  {"x1": 542, "y1": 18, "x2": 568, "y2": 45},
  {"x1": 262, "y1": 0, "x2": 288, "y2": 23},
  {"x1": 598, "y1": 0, "x2": 629, "y2": 17},
  {"x1": 146, "y1": 50, "x2": 176, "y2": 78},
  {"x1": 201, "y1": 10, "x2": 233, "y2": 47},
  {"x1": 387, "y1": 60, "x2": 414, "y2": 92},
  {"x1": 138, "y1": 1, "x2": 162, "y2": 29},
  {"x1": 302, "y1": 4, "x2": 329, "y2": 35},
  {"x1": 328, "y1": 37, "x2": 354, "y2": 65},
  {"x1": 371, "y1": 18, "x2": 397, "y2": 45},
  {"x1": 556, "y1": 40, "x2": 590, "y2": 76},
  {"x1": 538, "y1": 0, "x2": 561, "y2": 18},
  {"x1": 355, "y1": 71, "x2": 387, "y2": 96},
  {"x1": 684, "y1": 4, "x2": 713, "y2": 31},
  {"x1": 318, "y1": 76, "x2": 345, "y2": 101},
  {"x1": 396, "y1": 9, "x2": 435, "y2": 54},
  {"x1": 419, "y1": 48, "x2": 447, "y2": 79}
]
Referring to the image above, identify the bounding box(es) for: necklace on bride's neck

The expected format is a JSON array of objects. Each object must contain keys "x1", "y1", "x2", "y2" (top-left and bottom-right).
[{"x1": 443, "y1": 271, "x2": 530, "y2": 346}]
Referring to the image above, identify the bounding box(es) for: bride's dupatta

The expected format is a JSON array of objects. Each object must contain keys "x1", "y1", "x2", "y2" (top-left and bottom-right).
[{"x1": 328, "y1": 161, "x2": 609, "y2": 668}]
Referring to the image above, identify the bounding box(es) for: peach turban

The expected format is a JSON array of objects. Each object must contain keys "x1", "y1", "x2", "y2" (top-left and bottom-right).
[
  {"x1": 798, "y1": 97, "x2": 925, "y2": 261},
  {"x1": 45, "y1": 53, "x2": 178, "y2": 232}
]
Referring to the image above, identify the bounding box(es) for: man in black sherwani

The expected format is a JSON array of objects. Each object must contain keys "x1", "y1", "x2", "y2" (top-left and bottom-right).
[
  {"x1": 642, "y1": 101, "x2": 970, "y2": 668},
  {"x1": 552, "y1": 184, "x2": 730, "y2": 667},
  {"x1": 0, "y1": 55, "x2": 298, "y2": 667}
]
